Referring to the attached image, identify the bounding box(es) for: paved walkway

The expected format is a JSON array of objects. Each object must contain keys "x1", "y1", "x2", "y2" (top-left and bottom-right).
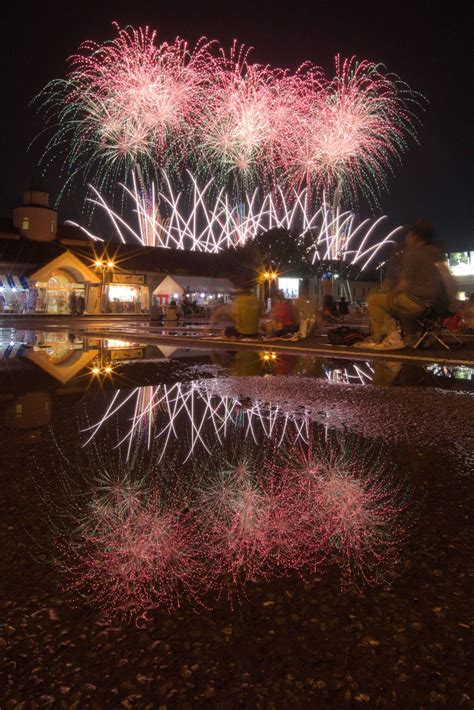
[{"x1": 2, "y1": 315, "x2": 473, "y2": 366}]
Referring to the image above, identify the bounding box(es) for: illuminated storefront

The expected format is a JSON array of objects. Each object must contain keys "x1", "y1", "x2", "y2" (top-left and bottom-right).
[
  {"x1": 28, "y1": 251, "x2": 101, "y2": 314},
  {"x1": 106, "y1": 274, "x2": 149, "y2": 313},
  {"x1": 32, "y1": 272, "x2": 85, "y2": 314},
  {"x1": 278, "y1": 277, "x2": 300, "y2": 299},
  {"x1": 448, "y1": 252, "x2": 474, "y2": 298},
  {"x1": 0, "y1": 274, "x2": 29, "y2": 313}
]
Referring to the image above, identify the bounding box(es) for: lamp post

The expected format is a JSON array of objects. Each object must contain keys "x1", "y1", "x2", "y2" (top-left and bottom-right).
[
  {"x1": 94, "y1": 259, "x2": 115, "y2": 314},
  {"x1": 260, "y1": 270, "x2": 278, "y2": 309}
]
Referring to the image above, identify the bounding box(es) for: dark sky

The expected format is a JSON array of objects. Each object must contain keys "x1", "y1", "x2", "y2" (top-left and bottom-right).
[{"x1": 1, "y1": 0, "x2": 472, "y2": 249}]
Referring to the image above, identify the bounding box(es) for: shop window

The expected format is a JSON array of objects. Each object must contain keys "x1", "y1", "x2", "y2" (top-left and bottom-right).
[{"x1": 22, "y1": 217, "x2": 30, "y2": 231}]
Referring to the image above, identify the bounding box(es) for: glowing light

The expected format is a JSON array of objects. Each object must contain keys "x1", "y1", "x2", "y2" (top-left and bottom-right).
[
  {"x1": 35, "y1": 24, "x2": 421, "y2": 207},
  {"x1": 46, "y1": 431, "x2": 411, "y2": 618},
  {"x1": 70, "y1": 171, "x2": 402, "y2": 268},
  {"x1": 81, "y1": 380, "x2": 314, "y2": 461}
]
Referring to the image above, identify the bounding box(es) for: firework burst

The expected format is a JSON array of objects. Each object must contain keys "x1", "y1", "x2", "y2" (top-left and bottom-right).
[
  {"x1": 284, "y1": 56, "x2": 421, "y2": 207},
  {"x1": 35, "y1": 24, "x2": 216, "y2": 199},
  {"x1": 35, "y1": 24, "x2": 422, "y2": 207},
  {"x1": 39, "y1": 423, "x2": 412, "y2": 620}
]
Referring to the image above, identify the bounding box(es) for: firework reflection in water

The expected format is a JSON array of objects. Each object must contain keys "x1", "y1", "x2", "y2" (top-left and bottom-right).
[
  {"x1": 284, "y1": 435, "x2": 411, "y2": 586},
  {"x1": 46, "y1": 427, "x2": 411, "y2": 619},
  {"x1": 48, "y1": 436, "x2": 205, "y2": 620},
  {"x1": 193, "y1": 448, "x2": 304, "y2": 597}
]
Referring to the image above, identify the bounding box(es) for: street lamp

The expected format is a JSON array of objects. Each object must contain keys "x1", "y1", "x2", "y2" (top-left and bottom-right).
[
  {"x1": 260, "y1": 270, "x2": 278, "y2": 307},
  {"x1": 94, "y1": 259, "x2": 115, "y2": 313}
]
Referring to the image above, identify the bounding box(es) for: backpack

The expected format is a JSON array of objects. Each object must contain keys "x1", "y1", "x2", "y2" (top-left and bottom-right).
[{"x1": 327, "y1": 326, "x2": 365, "y2": 346}]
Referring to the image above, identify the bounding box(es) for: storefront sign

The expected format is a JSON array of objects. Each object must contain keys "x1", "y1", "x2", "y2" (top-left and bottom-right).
[{"x1": 111, "y1": 273, "x2": 145, "y2": 285}]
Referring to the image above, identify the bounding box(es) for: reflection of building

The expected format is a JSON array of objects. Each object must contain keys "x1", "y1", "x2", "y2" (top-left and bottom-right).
[{"x1": 4, "y1": 391, "x2": 52, "y2": 430}]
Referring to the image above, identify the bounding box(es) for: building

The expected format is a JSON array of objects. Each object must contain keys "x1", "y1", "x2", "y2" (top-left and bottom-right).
[{"x1": 0, "y1": 190, "x2": 244, "y2": 314}]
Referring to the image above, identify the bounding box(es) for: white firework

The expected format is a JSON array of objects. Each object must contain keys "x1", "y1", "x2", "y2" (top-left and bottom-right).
[{"x1": 67, "y1": 170, "x2": 402, "y2": 270}]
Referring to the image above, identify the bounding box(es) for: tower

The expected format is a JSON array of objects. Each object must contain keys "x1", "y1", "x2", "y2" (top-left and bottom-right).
[{"x1": 12, "y1": 190, "x2": 57, "y2": 242}]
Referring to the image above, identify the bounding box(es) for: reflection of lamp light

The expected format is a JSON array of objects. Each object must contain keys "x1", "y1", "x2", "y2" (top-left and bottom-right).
[
  {"x1": 260, "y1": 350, "x2": 278, "y2": 362},
  {"x1": 90, "y1": 356, "x2": 114, "y2": 378}
]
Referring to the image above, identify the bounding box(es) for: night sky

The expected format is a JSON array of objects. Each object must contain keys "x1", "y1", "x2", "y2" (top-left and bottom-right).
[{"x1": 1, "y1": 0, "x2": 471, "y2": 249}]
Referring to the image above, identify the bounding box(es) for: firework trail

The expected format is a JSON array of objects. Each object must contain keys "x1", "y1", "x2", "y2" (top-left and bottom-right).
[
  {"x1": 80, "y1": 380, "x2": 313, "y2": 461},
  {"x1": 68, "y1": 169, "x2": 402, "y2": 268}
]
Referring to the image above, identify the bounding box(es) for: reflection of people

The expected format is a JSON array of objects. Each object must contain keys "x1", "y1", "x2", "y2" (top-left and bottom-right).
[
  {"x1": 357, "y1": 220, "x2": 458, "y2": 350},
  {"x1": 69, "y1": 291, "x2": 77, "y2": 315},
  {"x1": 230, "y1": 350, "x2": 262, "y2": 376},
  {"x1": 77, "y1": 295, "x2": 86, "y2": 316},
  {"x1": 225, "y1": 289, "x2": 261, "y2": 338}
]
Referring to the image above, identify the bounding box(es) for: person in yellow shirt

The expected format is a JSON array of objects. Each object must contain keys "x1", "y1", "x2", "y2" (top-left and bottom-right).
[{"x1": 225, "y1": 289, "x2": 261, "y2": 338}]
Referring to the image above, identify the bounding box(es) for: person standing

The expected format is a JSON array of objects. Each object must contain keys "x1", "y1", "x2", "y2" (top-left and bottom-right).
[
  {"x1": 338, "y1": 295, "x2": 349, "y2": 316},
  {"x1": 165, "y1": 300, "x2": 178, "y2": 325}
]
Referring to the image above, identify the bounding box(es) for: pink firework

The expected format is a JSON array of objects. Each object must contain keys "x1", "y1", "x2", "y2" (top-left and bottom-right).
[
  {"x1": 195, "y1": 457, "x2": 301, "y2": 594},
  {"x1": 286, "y1": 438, "x2": 409, "y2": 586},
  {"x1": 36, "y1": 25, "x2": 421, "y2": 207},
  {"x1": 62, "y1": 482, "x2": 205, "y2": 618},
  {"x1": 38, "y1": 24, "x2": 217, "y2": 194},
  {"x1": 197, "y1": 42, "x2": 308, "y2": 189},
  {"x1": 284, "y1": 56, "x2": 420, "y2": 206}
]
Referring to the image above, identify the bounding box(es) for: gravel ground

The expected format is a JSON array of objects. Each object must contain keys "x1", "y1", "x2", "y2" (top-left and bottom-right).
[{"x1": 0, "y1": 371, "x2": 473, "y2": 709}]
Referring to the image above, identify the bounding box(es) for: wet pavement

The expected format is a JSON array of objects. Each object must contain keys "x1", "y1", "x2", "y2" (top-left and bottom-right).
[{"x1": 0, "y1": 328, "x2": 473, "y2": 708}]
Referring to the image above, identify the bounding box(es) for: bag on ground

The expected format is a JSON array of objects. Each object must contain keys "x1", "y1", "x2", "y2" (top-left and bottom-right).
[{"x1": 327, "y1": 326, "x2": 365, "y2": 346}]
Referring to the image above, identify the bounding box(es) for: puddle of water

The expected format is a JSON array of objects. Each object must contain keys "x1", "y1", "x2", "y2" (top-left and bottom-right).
[{"x1": 1, "y1": 325, "x2": 473, "y2": 621}]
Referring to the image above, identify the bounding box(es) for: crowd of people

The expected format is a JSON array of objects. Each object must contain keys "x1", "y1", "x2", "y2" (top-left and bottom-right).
[{"x1": 146, "y1": 219, "x2": 471, "y2": 350}]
